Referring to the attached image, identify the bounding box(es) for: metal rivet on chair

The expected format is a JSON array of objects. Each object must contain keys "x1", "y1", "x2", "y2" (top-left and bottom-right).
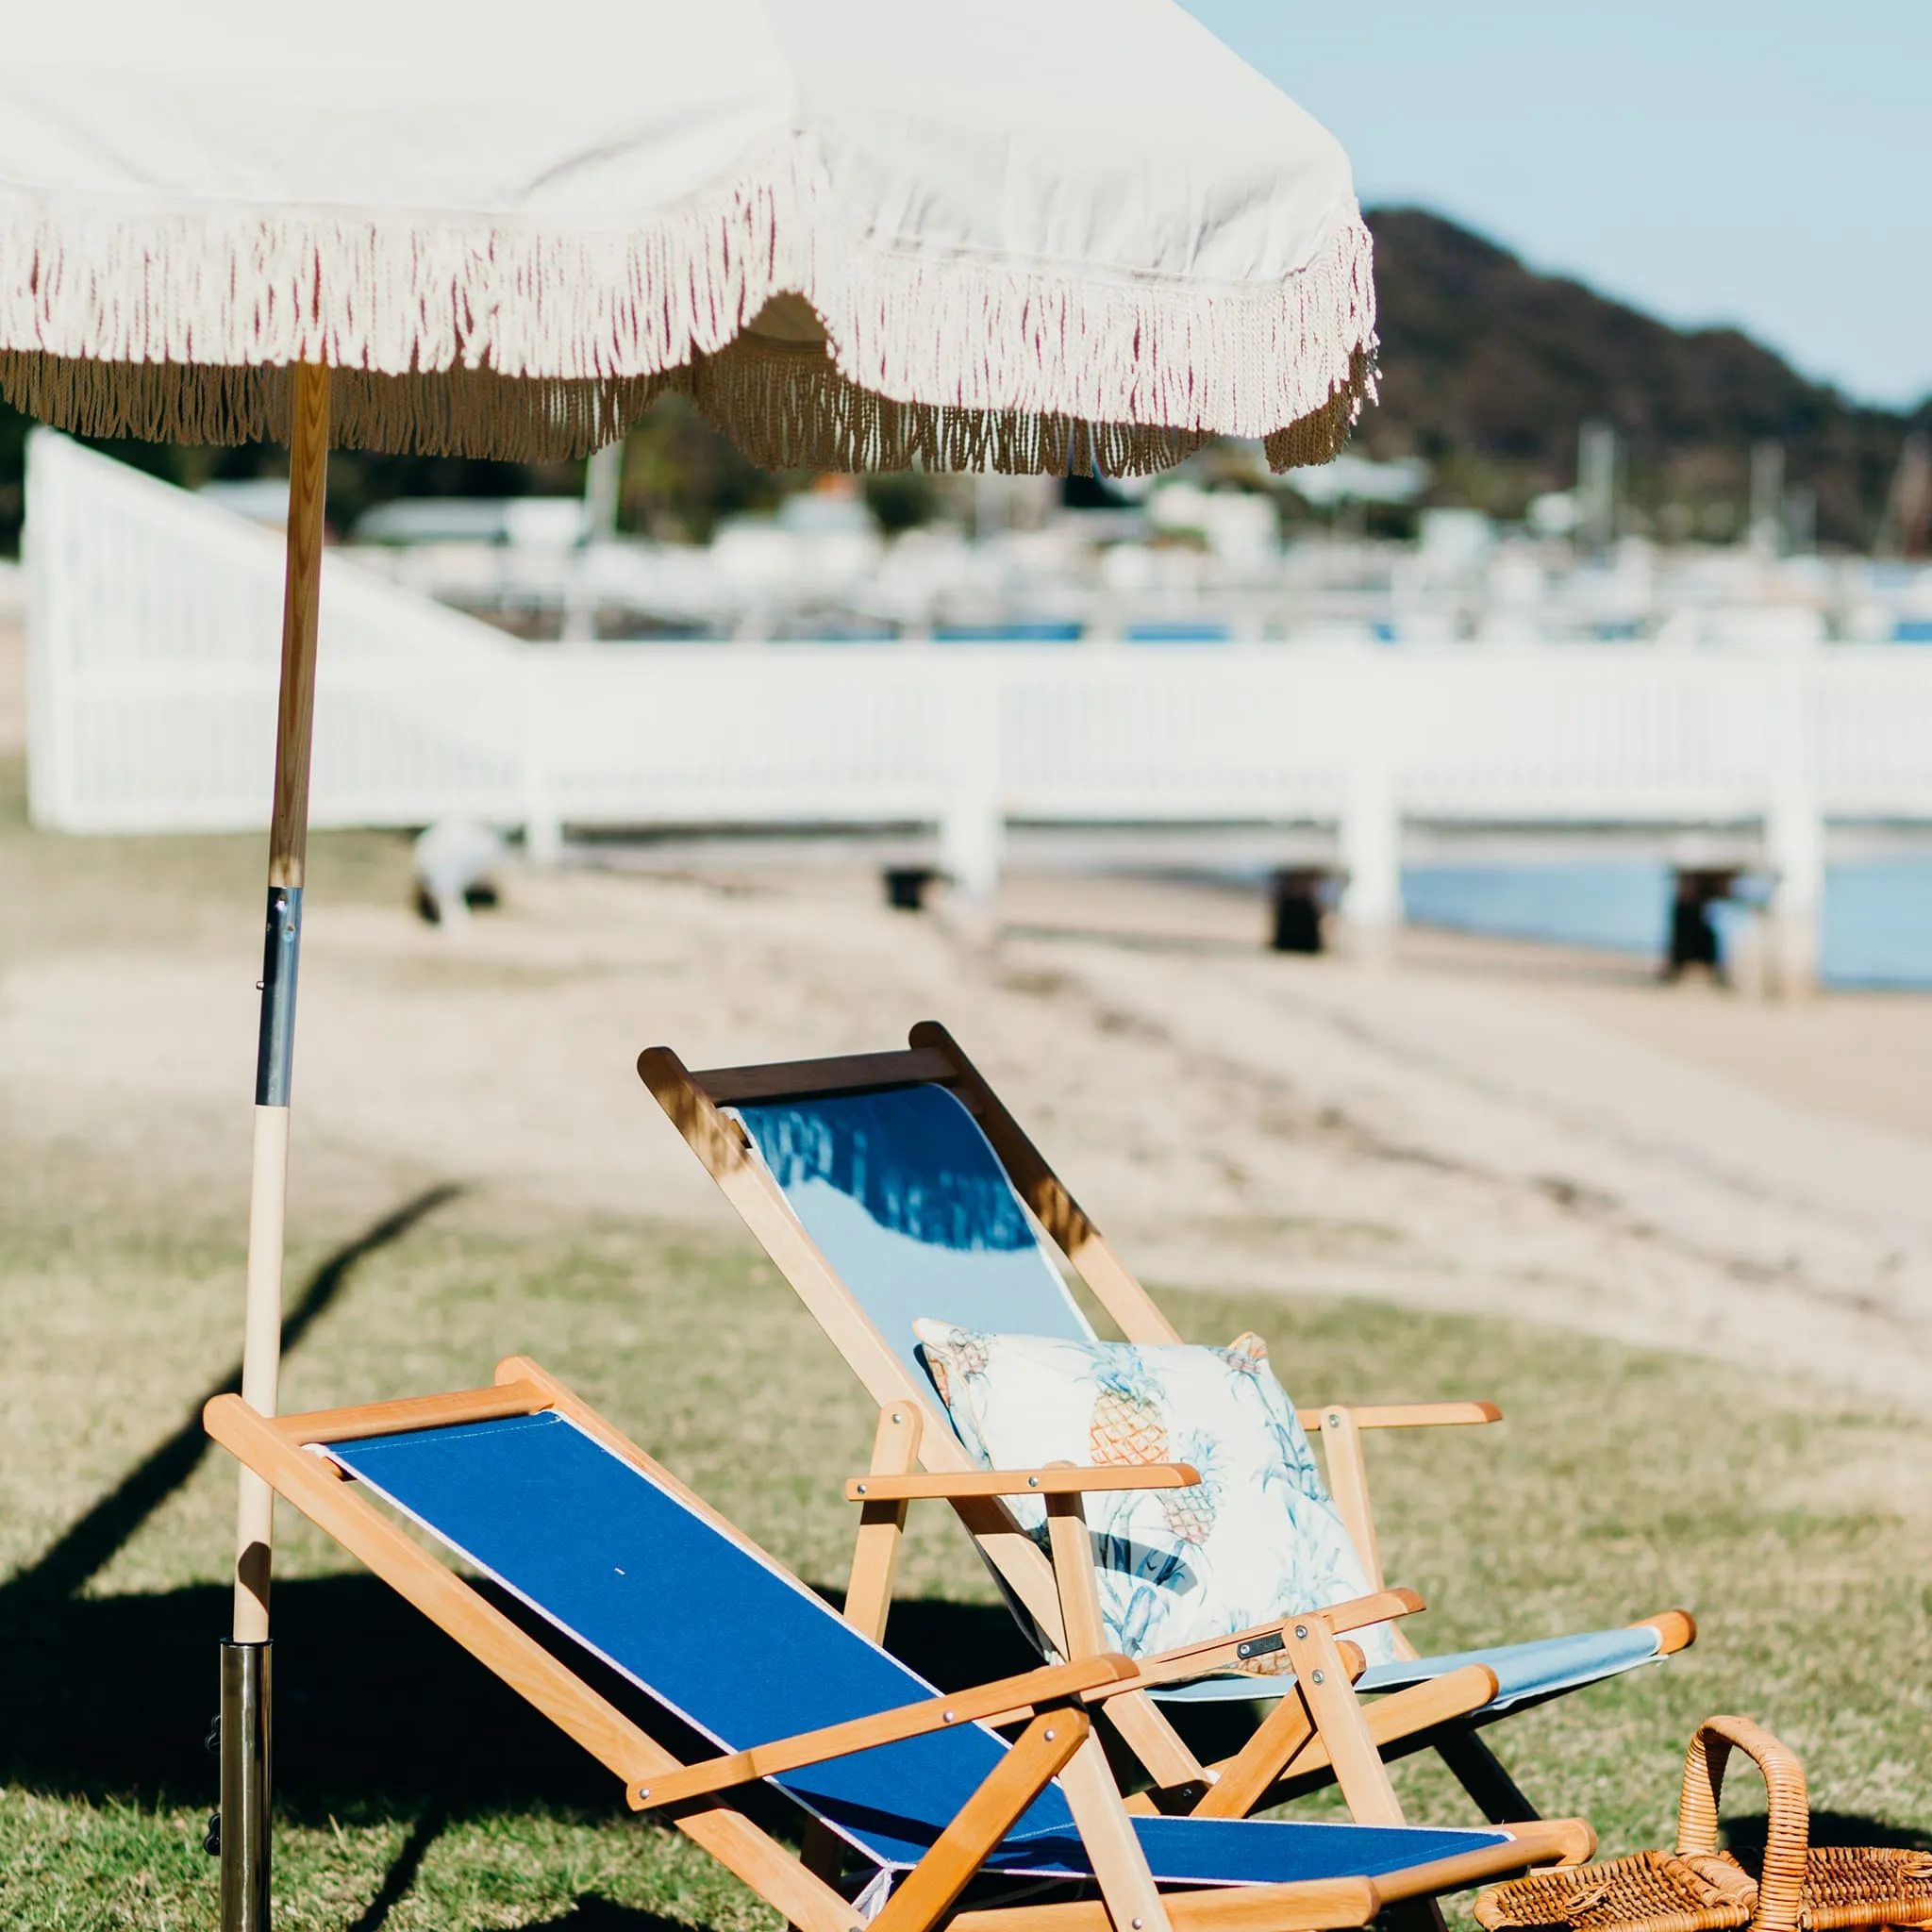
[
  {"x1": 856, "y1": 1483, "x2": 867, "y2": 1495},
  {"x1": 1044, "y1": 1728, "x2": 1057, "y2": 1741},
  {"x1": 1311, "y1": 1669, "x2": 1325, "y2": 1685},
  {"x1": 943, "y1": 1709, "x2": 956, "y2": 1723},
  {"x1": 1027, "y1": 1475, "x2": 1040, "y2": 1487},
  {"x1": 1294, "y1": 1624, "x2": 1308, "y2": 1639}
]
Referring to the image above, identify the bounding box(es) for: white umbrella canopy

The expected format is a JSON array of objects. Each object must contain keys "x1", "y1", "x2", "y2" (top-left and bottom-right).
[{"x1": 0, "y1": 0, "x2": 1374, "y2": 472}]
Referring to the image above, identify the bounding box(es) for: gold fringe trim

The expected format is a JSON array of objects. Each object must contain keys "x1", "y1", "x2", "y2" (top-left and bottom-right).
[{"x1": 0, "y1": 334, "x2": 1371, "y2": 474}]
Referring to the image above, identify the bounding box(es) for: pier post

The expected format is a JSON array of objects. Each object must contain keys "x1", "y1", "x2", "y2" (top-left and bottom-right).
[
  {"x1": 941, "y1": 662, "x2": 1005, "y2": 914},
  {"x1": 1338, "y1": 660, "x2": 1401, "y2": 959},
  {"x1": 1765, "y1": 653, "x2": 1823, "y2": 998},
  {"x1": 522, "y1": 654, "x2": 562, "y2": 867}
]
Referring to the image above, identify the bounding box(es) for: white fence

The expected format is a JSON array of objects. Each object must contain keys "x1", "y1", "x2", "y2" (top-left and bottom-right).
[
  {"x1": 27, "y1": 431, "x2": 1932, "y2": 965},
  {"x1": 27, "y1": 434, "x2": 528, "y2": 835}
]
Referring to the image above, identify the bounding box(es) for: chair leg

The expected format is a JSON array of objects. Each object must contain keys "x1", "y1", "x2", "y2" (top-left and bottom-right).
[
  {"x1": 1386, "y1": 1899, "x2": 1451, "y2": 1932},
  {"x1": 1279, "y1": 1617, "x2": 1404, "y2": 1826},
  {"x1": 845, "y1": 1406, "x2": 922, "y2": 1645},
  {"x1": 1098, "y1": 1689, "x2": 1208, "y2": 1796},
  {"x1": 1432, "y1": 1724, "x2": 1540, "y2": 1824},
  {"x1": 1191, "y1": 1683, "x2": 1316, "y2": 1818},
  {"x1": 801, "y1": 1819, "x2": 846, "y2": 1886},
  {"x1": 1058, "y1": 1734, "x2": 1176, "y2": 1932},
  {"x1": 1041, "y1": 1490, "x2": 1207, "y2": 1801}
]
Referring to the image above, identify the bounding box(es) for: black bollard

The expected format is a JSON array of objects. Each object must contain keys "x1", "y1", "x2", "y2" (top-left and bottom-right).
[
  {"x1": 1269, "y1": 868, "x2": 1328, "y2": 953},
  {"x1": 882, "y1": 867, "x2": 936, "y2": 912},
  {"x1": 1665, "y1": 869, "x2": 1737, "y2": 980}
]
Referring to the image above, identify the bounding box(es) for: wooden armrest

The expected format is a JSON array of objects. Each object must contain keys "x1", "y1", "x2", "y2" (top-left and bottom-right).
[
  {"x1": 270, "y1": 1382, "x2": 551, "y2": 1446},
  {"x1": 625, "y1": 1654, "x2": 1135, "y2": 1809},
  {"x1": 1124, "y1": 1627, "x2": 1369, "y2": 1694},
  {"x1": 845, "y1": 1464, "x2": 1199, "y2": 1502},
  {"x1": 1118, "y1": 1592, "x2": 1416, "y2": 1692},
  {"x1": 1312, "y1": 1587, "x2": 1424, "y2": 1635},
  {"x1": 1374, "y1": 1817, "x2": 1595, "y2": 1905},
  {"x1": 1526, "y1": 1816, "x2": 1598, "y2": 1868},
  {"x1": 1632, "y1": 1607, "x2": 1697, "y2": 1656},
  {"x1": 1295, "y1": 1401, "x2": 1503, "y2": 1431}
]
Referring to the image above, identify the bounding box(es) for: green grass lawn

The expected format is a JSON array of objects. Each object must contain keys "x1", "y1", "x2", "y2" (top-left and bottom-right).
[
  {"x1": 3, "y1": 762, "x2": 1928, "y2": 1926},
  {"x1": 3, "y1": 1171, "x2": 1929, "y2": 1931}
]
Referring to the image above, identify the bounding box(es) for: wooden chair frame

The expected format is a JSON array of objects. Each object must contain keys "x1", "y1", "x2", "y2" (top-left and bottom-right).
[
  {"x1": 841, "y1": 1446, "x2": 1505, "y2": 1829},
  {"x1": 203, "y1": 1360, "x2": 1593, "y2": 1932},
  {"x1": 637, "y1": 1023, "x2": 1694, "y2": 1821}
]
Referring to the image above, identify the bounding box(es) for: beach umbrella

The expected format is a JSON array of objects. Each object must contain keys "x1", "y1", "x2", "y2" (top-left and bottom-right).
[{"x1": 0, "y1": 2, "x2": 1374, "y2": 1923}]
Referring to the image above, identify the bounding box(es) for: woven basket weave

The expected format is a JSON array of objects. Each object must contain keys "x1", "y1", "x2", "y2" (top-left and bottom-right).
[{"x1": 1476, "y1": 1719, "x2": 1932, "y2": 1932}]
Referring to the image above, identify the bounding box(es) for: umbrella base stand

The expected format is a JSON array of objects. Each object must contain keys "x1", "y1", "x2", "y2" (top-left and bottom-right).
[{"x1": 218, "y1": 1639, "x2": 273, "y2": 1932}]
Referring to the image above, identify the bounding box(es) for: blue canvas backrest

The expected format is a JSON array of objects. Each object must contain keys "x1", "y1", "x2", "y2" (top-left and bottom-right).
[
  {"x1": 328, "y1": 1409, "x2": 1075, "y2": 1867},
  {"x1": 733, "y1": 1085, "x2": 1096, "y2": 1403}
]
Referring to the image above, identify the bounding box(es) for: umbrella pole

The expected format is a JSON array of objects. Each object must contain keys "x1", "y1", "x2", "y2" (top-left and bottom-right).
[{"x1": 220, "y1": 361, "x2": 329, "y2": 1932}]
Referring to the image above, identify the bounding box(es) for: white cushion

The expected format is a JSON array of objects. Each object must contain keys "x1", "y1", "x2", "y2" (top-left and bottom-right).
[{"x1": 912, "y1": 1323, "x2": 1394, "y2": 1669}]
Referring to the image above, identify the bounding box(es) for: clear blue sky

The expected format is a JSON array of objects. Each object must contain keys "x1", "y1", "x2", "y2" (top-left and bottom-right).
[{"x1": 1183, "y1": 1, "x2": 1932, "y2": 409}]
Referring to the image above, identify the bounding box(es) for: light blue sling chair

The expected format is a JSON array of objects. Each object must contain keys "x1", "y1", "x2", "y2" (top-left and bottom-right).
[
  {"x1": 206, "y1": 1366, "x2": 1592, "y2": 1932},
  {"x1": 639, "y1": 1024, "x2": 1696, "y2": 1825}
]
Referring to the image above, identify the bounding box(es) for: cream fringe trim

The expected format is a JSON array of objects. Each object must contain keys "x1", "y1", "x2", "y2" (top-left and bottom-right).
[{"x1": 0, "y1": 145, "x2": 1375, "y2": 472}]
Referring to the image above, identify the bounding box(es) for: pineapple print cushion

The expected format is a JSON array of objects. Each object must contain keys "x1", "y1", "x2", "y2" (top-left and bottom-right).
[{"x1": 912, "y1": 1323, "x2": 1396, "y2": 1671}]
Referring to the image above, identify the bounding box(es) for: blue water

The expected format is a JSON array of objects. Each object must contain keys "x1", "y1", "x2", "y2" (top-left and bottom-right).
[{"x1": 1400, "y1": 861, "x2": 1932, "y2": 989}]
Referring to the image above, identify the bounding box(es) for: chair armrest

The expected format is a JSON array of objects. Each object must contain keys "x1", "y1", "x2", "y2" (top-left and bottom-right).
[
  {"x1": 625, "y1": 1654, "x2": 1136, "y2": 1810},
  {"x1": 1632, "y1": 1607, "x2": 1698, "y2": 1655},
  {"x1": 1294, "y1": 1401, "x2": 1503, "y2": 1430},
  {"x1": 1316, "y1": 1587, "x2": 1424, "y2": 1635},
  {"x1": 1375, "y1": 1817, "x2": 1596, "y2": 1903},
  {"x1": 845, "y1": 1464, "x2": 1199, "y2": 1502},
  {"x1": 1118, "y1": 1591, "x2": 1421, "y2": 1691}
]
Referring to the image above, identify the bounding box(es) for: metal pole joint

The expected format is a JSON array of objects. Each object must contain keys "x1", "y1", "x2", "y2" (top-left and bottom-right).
[{"x1": 254, "y1": 887, "x2": 303, "y2": 1108}]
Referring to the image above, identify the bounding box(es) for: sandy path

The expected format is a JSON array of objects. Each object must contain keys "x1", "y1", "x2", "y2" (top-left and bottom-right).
[
  {"x1": 1020, "y1": 928, "x2": 1932, "y2": 1397},
  {"x1": 4, "y1": 853, "x2": 1929, "y2": 1403}
]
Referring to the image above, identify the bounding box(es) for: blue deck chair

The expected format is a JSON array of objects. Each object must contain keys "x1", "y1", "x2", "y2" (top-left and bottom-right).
[
  {"x1": 638, "y1": 1024, "x2": 1697, "y2": 1824},
  {"x1": 205, "y1": 1359, "x2": 1594, "y2": 1932}
]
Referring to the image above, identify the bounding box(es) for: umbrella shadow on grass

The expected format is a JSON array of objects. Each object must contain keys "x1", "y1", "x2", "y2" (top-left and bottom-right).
[
  {"x1": 0, "y1": 1167, "x2": 1043, "y2": 1826},
  {"x1": 0, "y1": 1571, "x2": 1041, "y2": 1822},
  {"x1": 520, "y1": 1909, "x2": 712, "y2": 1932},
  {"x1": 8, "y1": 1182, "x2": 463, "y2": 1608}
]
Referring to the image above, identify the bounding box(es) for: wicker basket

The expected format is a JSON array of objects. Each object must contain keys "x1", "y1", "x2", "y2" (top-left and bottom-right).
[{"x1": 1475, "y1": 1718, "x2": 1932, "y2": 1932}]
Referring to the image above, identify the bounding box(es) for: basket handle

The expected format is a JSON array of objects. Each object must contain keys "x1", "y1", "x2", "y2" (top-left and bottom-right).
[{"x1": 1675, "y1": 1716, "x2": 1809, "y2": 1932}]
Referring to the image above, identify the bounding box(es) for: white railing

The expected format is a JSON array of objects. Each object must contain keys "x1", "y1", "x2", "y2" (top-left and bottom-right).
[
  {"x1": 27, "y1": 434, "x2": 529, "y2": 836},
  {"x1": 27, "y1": 430, "x2": 1932, "y2": 969}
]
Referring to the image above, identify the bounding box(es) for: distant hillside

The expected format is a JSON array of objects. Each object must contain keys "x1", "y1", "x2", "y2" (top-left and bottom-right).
[{"x1": 1359, "y1": 208, "x2": 1928, "y2": 547}]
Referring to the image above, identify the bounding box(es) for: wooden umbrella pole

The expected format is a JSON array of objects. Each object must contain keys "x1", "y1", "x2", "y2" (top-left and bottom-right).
[
  {"x1": 232, "y1": 359, "x2": 330, "y2": 1642},
  {"x1": 219, "y1": 358, "x2": 329, "y2": 1932}
]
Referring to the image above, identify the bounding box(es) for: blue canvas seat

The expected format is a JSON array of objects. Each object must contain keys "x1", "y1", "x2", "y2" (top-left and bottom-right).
[
  {"x1": 206, "y1": 1368, "x2": 1594, "y2": 1932},
  {"x1": 640, "y1": 1028, "x2": 1696, "y2": 1822},
  {"x1": 330, "y1": 1407, "x2": 1492, "y2": 1883}
]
